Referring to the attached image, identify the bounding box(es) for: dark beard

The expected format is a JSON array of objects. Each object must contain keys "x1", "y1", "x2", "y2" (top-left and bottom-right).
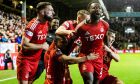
[
  {"x1": 44, "y1": 15, "x2": 52, "y2": 21},
  {"x1": 91, "y1": 12, "x2": 100, "y2": 22}
]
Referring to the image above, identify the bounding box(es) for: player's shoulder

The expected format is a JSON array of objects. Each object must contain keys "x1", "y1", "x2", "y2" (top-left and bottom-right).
[
  {"x1": 26, "y1": 18, "x2": 39, "y2": 31},
  {"x1": 62, "y1": 20, "x2": 76, "y2": 27},
  {"x1": 100, "y1": 19, "x2": 109, "y2": 28}
]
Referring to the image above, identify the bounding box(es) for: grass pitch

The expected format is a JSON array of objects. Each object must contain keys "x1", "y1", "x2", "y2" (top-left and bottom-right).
[{"x1": 0, "y1": 53, "x2": 140, "y2": 84}]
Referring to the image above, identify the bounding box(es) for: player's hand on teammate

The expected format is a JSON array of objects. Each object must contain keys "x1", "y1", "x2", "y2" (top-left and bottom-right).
[
  {"x1": 68, "y1": 30, "x2": 75, "y2": 37},
  {"x1": 85, "y1": 14, "x2": 90, "y2": 23},
  {"x1": 86, "y1": 52, "x2": 99, "y2": 60},
  {"x1": 42, "y1": 42, "x2": 49, "y2": 50}
]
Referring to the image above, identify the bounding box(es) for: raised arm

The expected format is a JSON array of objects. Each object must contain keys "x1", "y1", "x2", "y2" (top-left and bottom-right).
[
  {"x1": 55, "y1": 26, "x2": 74, "y2": 35},
  {"x1": 104, "y1": 45, "x2": 120, "y2": 62},
  {"x1": 58, "y1": 53, "x2": 99, "y2": 64}
]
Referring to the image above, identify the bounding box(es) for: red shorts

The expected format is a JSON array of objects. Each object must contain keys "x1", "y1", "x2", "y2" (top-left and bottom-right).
[
  {"x1": 44, "y1": 78, "x2": 64, "y2": 84},
  {"x1": 17, "y1": 58, "x2": 39, "y2": 81},
  {"x1": 79, "y1": 54, "x2": 103, "y2": 79},
  {"x1": 100, "y1": 72, "x2": 109, "y2": 81},
  {"x1": 100, "y1": 75, "x2": 122, "y2": 84}
]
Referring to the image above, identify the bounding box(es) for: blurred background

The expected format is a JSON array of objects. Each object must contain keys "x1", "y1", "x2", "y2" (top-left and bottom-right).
[{"x1": 0, "y1": 0, "x2": 140, "y2": 84}]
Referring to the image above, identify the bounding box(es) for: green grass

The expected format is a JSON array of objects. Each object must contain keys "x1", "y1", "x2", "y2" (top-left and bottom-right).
[{"x1": 0, "y1": 53, "x2": 140, "y2": 84}]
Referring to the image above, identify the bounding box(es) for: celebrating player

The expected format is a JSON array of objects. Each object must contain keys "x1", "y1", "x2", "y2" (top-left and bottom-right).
[
  {"x1": 55, "y1": 9, "x2": 90, "y2": 84},
  {"x1": 100, "y1": 30, "x2": 123, "y2": 84},
  {"x1": 16, "y1": 2, "x2": 54, "y2": 84},
  {"x1": 34, "y1": 16, "x2": 60, "y2": 80},
  {"x1": 44, "y1": 35, "x2": 99, "y2": 84},
  {"x1": 74, "y1": 2, "x2": 109, "y2": 84}
]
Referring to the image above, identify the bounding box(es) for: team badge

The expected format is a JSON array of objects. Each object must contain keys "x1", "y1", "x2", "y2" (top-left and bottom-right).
[
  {"x1": 100, "y1": 27, "x2": 104, "y2": 32},
  {"x1": 38, "y1": 30, "x2": 42, "y2": 34}
]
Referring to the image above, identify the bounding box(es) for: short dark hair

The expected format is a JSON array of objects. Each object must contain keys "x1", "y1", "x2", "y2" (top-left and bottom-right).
[
  {"x1": 54, "y1": 35, "x2": 67, "y2": 44},
  {"x1": 53, "y1": 16, "x2": 60, "y2": 21},
  {"x1": 108, "y1": 29, "x2": 117, "y2": 35},
  {"x1": 104, "y1": 29, "x2": 116, "y2": 45},
  {"x1": 36, "y1": 2, "x2": 52, "y2": 12},
  {"x1": 87, "y1": 2, "x2": 99, "y2": 11}
]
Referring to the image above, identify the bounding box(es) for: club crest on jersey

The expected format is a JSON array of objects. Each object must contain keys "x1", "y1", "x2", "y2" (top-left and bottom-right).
[
  {"x1": 38, "y1": 30, "x2": 43, "y2": 34},
  {"x1": 100, "y1": 27, "x2": 104, "y2": 32}
]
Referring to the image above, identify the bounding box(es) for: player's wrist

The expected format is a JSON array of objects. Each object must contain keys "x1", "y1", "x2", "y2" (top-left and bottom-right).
[{"x1": 86, "y1": 56, "x2": 89, "y2": 60}]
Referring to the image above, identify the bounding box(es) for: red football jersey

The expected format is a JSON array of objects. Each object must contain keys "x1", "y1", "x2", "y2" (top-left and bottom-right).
[
  {"x1": 18, "y1": 18, "x2": 49, "y2": 61},
  {"x1": 61, "y1": 20, "x2": 77, "y2": 30},
  {"x1": 45, "y1": 42, "x2": 65, "y2": 84},
  {"x1": 102, "y1": 46, "x2": 117, "y2": 80},
  {"x1": 76, "y1": 19, "x2": 109, "y2": 55}
]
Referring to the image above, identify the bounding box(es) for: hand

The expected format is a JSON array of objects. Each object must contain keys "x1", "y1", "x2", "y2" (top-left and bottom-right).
[
  {"x1": 86, "y1": 52, "x2": 99, "y2": 60},
  {"x1": 68, "y1": 30, "x2": 75, "y2": 37},
  {"x1": 85, "y1": 15, "x2": 90, "y2": 22},
  {"x1": 42, "y1": 42, "x2": 49, "y2": 50}
]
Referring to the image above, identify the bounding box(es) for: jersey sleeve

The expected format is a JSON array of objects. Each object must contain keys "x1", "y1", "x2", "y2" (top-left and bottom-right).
[
  {"x1": 24, "y1": 19, "x2": 38, "y2": 40},
  {"x1": 24, "y1": 27, "x2": 34, "y2": 40},
  {"x1": 61, "y1": 21, "x2": 72, "y2": 30},
  {"x1": 54, "y1": 48, "x2": 63, "y2": 61},
  {"x1": 101, "y1": 20, "x2": 109, "y2": 34}
]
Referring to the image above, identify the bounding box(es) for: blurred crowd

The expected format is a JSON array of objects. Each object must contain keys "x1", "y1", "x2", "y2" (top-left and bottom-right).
[
  {"x1": 109, "y1": 17, "x2": 140, "y2": 49},
  {"x1": 0, "y1": 9, "x2": 140, "y2": 50},
  {"x1": 0, "y1": 10, "x2": 24, "y2": 44}
]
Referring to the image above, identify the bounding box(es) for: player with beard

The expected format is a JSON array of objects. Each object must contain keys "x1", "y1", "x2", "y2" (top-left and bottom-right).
[
  {"x1": 44, "y1": 35, "x2": 98, "y2": 84},
  {"x1": 100, "y1": 30, "x2": 123, "y2": 84},
  {"x1": 47, "y1": 16, "x2": 60, "y2": 45},
  {"x1": 16, "y1": 2, "x2": 55, "y2": 84},
  {"x1": 34, "y1": 16, "x2": 60, "y2": 81},
  {"x1": 73, "y1": 2, "x2": 109, "y2": 84}
]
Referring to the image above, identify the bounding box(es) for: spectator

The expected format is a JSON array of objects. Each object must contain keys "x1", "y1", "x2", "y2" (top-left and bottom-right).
[{"x1": 3, "y1": 49, "x2": 14, "y2": 70}]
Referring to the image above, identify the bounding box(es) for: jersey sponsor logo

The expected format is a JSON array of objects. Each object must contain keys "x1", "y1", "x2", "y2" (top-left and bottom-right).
[
  {"x1": 85, "y1": 34, "x2": 104, "y2": 41},
  {"x1": 26, "y1": 30, "x2": 33, "y2": 37},
  {"x1": 85, "y1": 31, "x2": 90, "y2": 35},
  {"x1": 37, "y1": 34, "x2": 47, "y2": 40},
  {"x1": 100, "y1": 27, "x2": 104, "y2": 32}
]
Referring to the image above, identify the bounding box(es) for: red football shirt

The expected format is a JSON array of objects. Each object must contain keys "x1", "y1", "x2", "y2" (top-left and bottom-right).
[
  {"x1": 61, "y1": 20, "x2": 77, "y2": 30},
  {"x1": 76, "y1": 19, "x2": 109, "y2": 55},
  {"x1": 18, "y1": 18, "x2": 49, "y2": 61},
  {"x1": 45, "y1": 42, "x2": 65, "y2": 84},
  {"x1": 102, "y1": 46, "x2": 117, "y2": 80}
]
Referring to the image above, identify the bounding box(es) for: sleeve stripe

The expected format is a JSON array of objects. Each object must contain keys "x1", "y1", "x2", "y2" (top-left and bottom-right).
[{"x1": 30, "y1": 19, "x2": 39, "y2": 31}]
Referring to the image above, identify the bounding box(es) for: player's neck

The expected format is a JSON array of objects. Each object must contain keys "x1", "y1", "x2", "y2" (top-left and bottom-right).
[
  {"x1": 91, "y1": 19, "x2": 100, "y2": 24},
  {"x1": 37, "y1": 16, "x2": 46, "y2": 23}
]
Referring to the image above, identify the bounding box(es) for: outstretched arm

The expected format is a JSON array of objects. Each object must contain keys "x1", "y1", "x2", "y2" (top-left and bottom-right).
[
  {"x1": 58, "y1": 53, "x2": 99, "y2": 64},
  {"x1": 104, "y1": 45, "x2": 120, "y2": 62},
  {"x1": 55, "y1": 26, "x2": 74, "y2": 36}
]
